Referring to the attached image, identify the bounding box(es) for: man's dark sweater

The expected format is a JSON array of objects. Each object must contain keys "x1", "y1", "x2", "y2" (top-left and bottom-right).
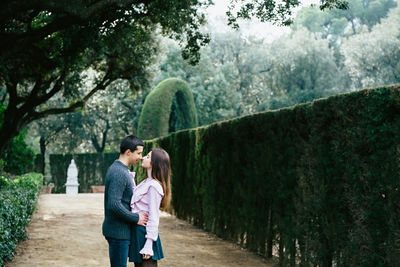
[{"x1": 102, "y1": 160, "x2": 139, "y2": 240}]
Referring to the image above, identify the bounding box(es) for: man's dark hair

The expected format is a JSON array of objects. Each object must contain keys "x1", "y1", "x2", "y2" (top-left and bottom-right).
[{"x1": 120, "y1": 135, "x2": 144, "y2": 154}]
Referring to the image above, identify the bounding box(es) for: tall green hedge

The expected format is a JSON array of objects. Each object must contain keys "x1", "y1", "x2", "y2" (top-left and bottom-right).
[
  {"x1": 49, "y1": 153, "x2": 118, "y2": 193},
  {"x1": 137, "y1": 78, "x2": 198, "y2": 139},
  {"x1": 136, "y1": 84, "x2": 400, "y2": 266},
  {"x1": 0, "y1": 173, "x2": 43, "y2": 266}
]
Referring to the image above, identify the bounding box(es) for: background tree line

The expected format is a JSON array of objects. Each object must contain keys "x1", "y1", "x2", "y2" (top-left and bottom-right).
[
  {"x1": 1, "y1": 0, "x2": 398, "y2": 174},
  {"x1": 155, "y1": 0, "x2": 399, "y2": 126},
  {"x1": 32, "y1": 0, "x2": 400, "y2": 148}
]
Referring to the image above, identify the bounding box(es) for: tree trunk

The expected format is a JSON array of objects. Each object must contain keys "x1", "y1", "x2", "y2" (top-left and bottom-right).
[
  {"x1": 279, "y1": 234, "x2": 284, "y2": 266},
  {"x1": 267, "y1": 205, "x2": 274, "y2": 258},
  {"x1": 91, "y1": 135, "x2": 103, "y2": 153},
  {"x1": 40, "y1": 136, "x2": 46, "y2": 175}
]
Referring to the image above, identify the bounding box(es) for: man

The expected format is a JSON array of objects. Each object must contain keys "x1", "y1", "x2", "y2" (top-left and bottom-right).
[{"x1": 102, "y1": 135, "x2": 148, "y2": 267}]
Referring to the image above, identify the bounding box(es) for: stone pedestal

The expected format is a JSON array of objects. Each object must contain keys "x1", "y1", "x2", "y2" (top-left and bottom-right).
[{"x1": 65, "y1": 159, "x2": 79, "y2": 194}]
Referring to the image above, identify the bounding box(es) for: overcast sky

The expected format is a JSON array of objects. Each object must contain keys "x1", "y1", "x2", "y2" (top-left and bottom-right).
[{"x1": 204, "y1": 0, "x2": 319, "y2": 42}]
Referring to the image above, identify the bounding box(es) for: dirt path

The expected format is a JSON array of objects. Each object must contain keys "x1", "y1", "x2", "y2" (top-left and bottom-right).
[{"x1": 7, "y1": 194, "x2": 276, "y2": 267}]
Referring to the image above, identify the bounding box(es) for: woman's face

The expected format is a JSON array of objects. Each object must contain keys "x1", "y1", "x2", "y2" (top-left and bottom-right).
[{"x1": 141, "y1": 151, "x2": 152, "y2": 169}]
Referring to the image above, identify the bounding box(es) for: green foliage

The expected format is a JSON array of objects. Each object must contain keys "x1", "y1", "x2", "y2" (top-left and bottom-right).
[
  {"x1": 226, "y1": 0, "x2": 349, "y2": 28},
  {"x1": 155, "y1": 30, "x2": 350, "y2": 124},
  {"x1": 141, "y1": 84, "x2": 400, "y2": 265},
  {"x1": 0, "y1": 0, "x2": 211, "y2": 155},
  {"x1": 292, "y1": 0, "x2": 397, "y2": 45},
  {"x1": 49, "y1": 153, "x2": 118, "y2": 193},
  {"x1": 137, "y1": 78, "x2": 198, "y2": 139},
  {"x1": 0, "y1": 103, "x2": 35, "y2": 174},
  {"x1": 0, "y1": 104, "x2": 35, "y2": 174},
  {"x1": 0, "y1": 173, "x2": 43, "y2": 266},
  {"x1": 1, "y1": 129, "x2": 35, "y2": 175},
  {"x1": 341, "y1": 5, "x2": 400, "y2": 88},
  {"x1": 154, "y1": 42, "x2": 242, "y2": 126},
  {"x1": 267, "y1": 28, "x2": 349, "y2": 109}
]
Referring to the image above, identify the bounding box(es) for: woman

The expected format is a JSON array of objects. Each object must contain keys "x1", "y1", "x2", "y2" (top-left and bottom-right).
[{"x1": 129, "y1": 148, "x2": 171, "y2": 267}]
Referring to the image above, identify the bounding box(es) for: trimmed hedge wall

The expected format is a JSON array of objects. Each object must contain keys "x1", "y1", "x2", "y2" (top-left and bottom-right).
[
  {"x1": 137, "y1": 78, "x2": 198, "y2": 140},
  {"x1": 49, "y1": 153, "x2": 118, "y2": 193},
  {"x1": 136, "y1": 84, "x2": 400, "y2": 266},
  {"x1": 0, "y1": 173, "x2": 43, "y2": 266}
]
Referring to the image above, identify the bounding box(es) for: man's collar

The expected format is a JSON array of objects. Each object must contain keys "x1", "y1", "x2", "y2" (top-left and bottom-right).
[{"x1": 115, "y1": 159, "x2": 129, "y2": 169}]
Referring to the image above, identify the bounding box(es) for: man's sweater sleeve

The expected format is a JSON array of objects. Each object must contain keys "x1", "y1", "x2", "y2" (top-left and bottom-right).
[{"x1": 108, "y1": 172, "x2": 139, "y2": 223}]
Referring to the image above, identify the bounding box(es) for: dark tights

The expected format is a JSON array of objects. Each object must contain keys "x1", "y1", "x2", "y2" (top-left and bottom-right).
[{"x1": 134, "y1": 259, "x2": 157, "y2": 267}]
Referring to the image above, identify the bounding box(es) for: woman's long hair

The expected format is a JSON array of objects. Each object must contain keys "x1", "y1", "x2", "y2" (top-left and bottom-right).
[{"x1": 151, "y1": 148, "x2": 171, "y2": 211}]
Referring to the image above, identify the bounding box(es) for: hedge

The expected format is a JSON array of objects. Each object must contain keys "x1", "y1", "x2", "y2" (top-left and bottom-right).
[
  {"x1": 137, "y1": 78, "x2": 198, "y2": 139},
  {"x1": 134, "y1": 84, "x2": 400, "y2": 266},
  {"x1": 0, "y1": 173, "x2": 43, "y2": 266}
]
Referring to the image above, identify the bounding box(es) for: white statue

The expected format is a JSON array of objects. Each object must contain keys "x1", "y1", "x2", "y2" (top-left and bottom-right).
[{"x1": 65, "y1": 159, "x2": 79, "y2": 194}]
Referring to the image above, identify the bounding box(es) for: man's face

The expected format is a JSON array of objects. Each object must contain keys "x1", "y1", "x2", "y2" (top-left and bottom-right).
[{"x1": 129, "y1": 146, "x2": 144, "y2": 165}]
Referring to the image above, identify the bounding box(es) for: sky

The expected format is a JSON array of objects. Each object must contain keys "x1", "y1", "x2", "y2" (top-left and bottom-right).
[{"x1": 204, "y1": 0, "x2": 319, "y2": 42}]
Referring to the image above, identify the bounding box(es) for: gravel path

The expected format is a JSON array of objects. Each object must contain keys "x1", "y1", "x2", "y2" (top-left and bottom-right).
[{"x1": 6, "y1": 194, "x2": 275, "y2": 267}]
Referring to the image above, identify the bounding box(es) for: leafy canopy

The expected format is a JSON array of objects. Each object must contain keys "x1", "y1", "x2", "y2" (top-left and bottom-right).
[{"x1": 0, "y1": 0, "x2": 349, "y2": 155}]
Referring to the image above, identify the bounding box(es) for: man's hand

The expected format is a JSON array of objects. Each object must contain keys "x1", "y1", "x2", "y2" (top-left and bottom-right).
[{"x1": 137, "y1": 213, "x2": 148, "y2": 226}]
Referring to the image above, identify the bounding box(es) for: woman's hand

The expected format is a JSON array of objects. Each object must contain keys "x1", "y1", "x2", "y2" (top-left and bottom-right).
[
  {"x1": 137, "y1": 213, "x2": 148, "y2": 226},
  {"x1": 142, "y1": 254, "x2": 151, "y2": 260}
]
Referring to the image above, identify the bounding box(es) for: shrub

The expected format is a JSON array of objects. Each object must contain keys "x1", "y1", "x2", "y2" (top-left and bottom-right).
[
  {"x1": 1, "y1": 129, "x2": 35, "y2": 175},
  {"x1": 0, "y1": 104, "x2": 35, "y2": 175},
  {"x1": 0, "y1": 173, "x2": 42, "y2": 266}
]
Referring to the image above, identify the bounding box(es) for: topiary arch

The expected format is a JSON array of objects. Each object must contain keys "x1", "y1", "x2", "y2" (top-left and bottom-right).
[{"x1": 137, "y1": 78, "x2": 198, "y2": 140}]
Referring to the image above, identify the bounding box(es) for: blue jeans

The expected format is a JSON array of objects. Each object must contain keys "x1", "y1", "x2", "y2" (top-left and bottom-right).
[{"x1": 106, "y1": 237, "x2": 130, "y2": 267}]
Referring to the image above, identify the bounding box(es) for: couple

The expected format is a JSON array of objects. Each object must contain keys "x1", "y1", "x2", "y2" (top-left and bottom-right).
[{"x1": 102, "y1": 135, "x2": 171, "y2": 267}]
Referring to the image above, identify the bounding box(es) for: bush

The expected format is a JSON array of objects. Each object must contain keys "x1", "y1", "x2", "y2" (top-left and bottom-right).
[
  {"x1": 0, "y1": 173, "x2": 43, "y2": 266},
  {"x1": 1, "y1": 129, "x2": 35, "y2": 175},
  {"x1": 0, "y1": 104, "x2": 35, "y2": 175}
]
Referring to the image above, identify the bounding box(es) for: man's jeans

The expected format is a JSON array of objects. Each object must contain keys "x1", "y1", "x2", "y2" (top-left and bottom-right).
[{"x1": 106, "y1": 237, "x2": 130, "y2": 267}]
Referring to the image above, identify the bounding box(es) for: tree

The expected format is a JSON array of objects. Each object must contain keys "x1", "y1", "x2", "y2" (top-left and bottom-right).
[
  {"x1": 226, "y1": 0, "x2": 349, "y2": 27},
  {"x1": 206, "y1": 32, "x2": 269, "y2": 116},
  {"x1": 341, "y1": 5, "x2": 400, "y2": 88},
  {"x1": 264, "y1": 27, "x2": 349, "y2": 109},
  {"x1": 153, "y1": 42, "x2": 242, "y2": 126},
  {"x1": 28, "y1": 115, "x2": 66, "y2": 174},
  {"x1": 29, "y1": 78, "x2": 149, "y2": 154},
  {"x1": 64, "y1": 78, "x2": 148, "y2": 153},
  {"x1": 0, "y1": 0, "x2": 210, "y2": 155},
  {"x1": 292, "y1": 0, "x2": 397, "y2": 46},
  {"x1": 154, "y1": 28, "x2": 347, "y2": 122},
  {"x1": 0, "y1": 0, "x2": 348, "y2": 156}
]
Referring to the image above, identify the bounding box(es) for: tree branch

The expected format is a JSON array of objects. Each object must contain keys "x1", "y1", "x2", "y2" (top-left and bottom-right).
[
  {"x1": 0, "y1": 92, "x2": 6, "y2": 104},
  {"x1": 29, "y1": 70, "x2": 113, "y2": 121},
  {"x1": 36, "y1": 72, "x2": 65, "y2": 104},
  {"x1": 66, "y1": 0, "x2": 149, "y2": 20},
  {"x1": 29, "y1": 99, "x2": 85, "y2": 121},
  {"x1": 101, "y1": 119, "x2": 110, "y2": 151},
  {"x1": 121, "y1": 100, "x2": 134, "y2": 111},
  {"x1": 91, "y1": 134, "x2": 101, "y2": 152},
  {"x1": 18, "y1": 73, "x2": 63, "y2": 116},
  {"x1": 44, "y1": 124, "x2": 65, "y2": 146},
  {"x1": 6, "y1": 81, "x2": 18, "y2": 107},
  {"x1": 0, "y1": 0, "x2": 149, "y2": 24}
]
